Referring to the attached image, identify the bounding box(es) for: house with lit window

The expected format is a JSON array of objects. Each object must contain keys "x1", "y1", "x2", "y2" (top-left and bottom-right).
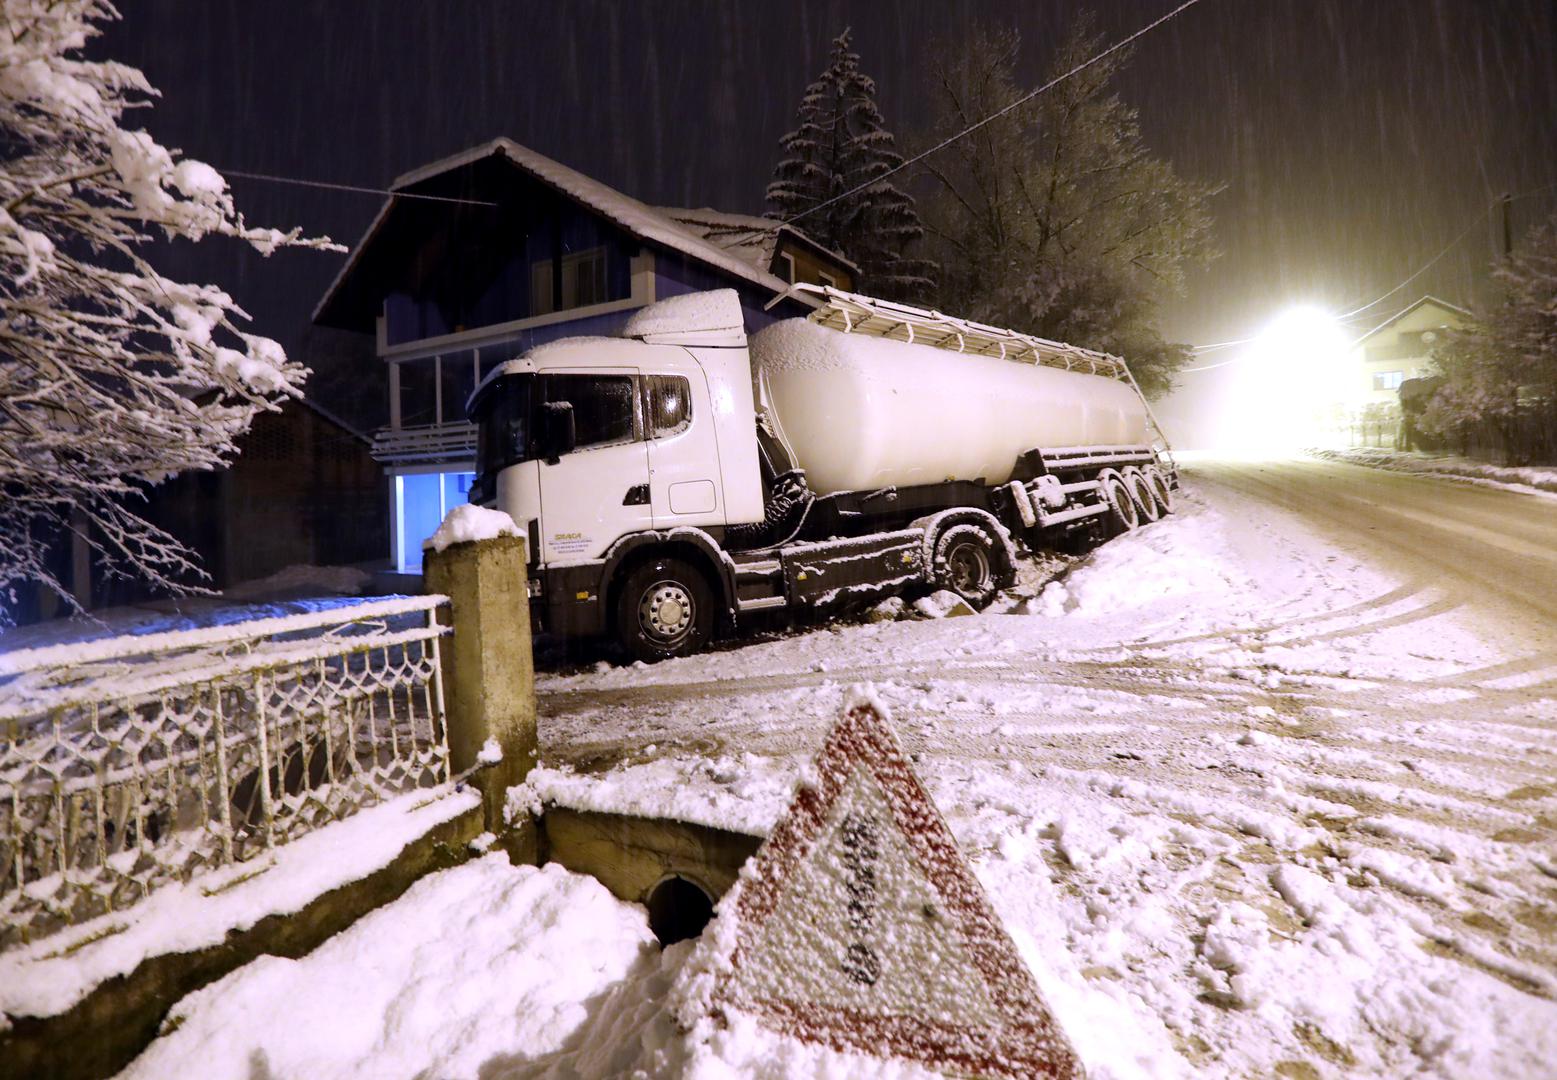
[
  {"x1": 1349, "y1": 296, "x2": 1470, "y2": 408},
  {"x1": 312, "y1": 138, "x2": 854, "y2": 574}
]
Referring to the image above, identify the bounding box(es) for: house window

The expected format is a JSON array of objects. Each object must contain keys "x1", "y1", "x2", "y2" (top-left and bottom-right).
[
  {"x1": 817, "y1": 270, "x2": 837, "y2": 288},
  {"x1": 529, "y1": 246, "x2": 609, "y2": 316},
  {"x1": 776, "y1": 252, "x2": 795, "y2": 284},
  {"x1": 1373, "y1": 370, "x2": 1405, "y2": 391}
]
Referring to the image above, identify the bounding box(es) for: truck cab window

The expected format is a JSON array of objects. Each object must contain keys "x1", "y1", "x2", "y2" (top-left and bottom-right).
[
  {"x1": 647, "y1": 375, "x2": 692, "y2": 438},
  {"x1": 472, "y1": 373, "x2": 533, "y2": 482},
  {"x1": 542, "y1": 374, "x2": 636, "y2": 449}
]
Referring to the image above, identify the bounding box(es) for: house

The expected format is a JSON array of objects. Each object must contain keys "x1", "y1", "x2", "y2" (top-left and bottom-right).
[
  {"x1": 14, "y1": 397, "x2": 385, "y2": 625},
  {"x1": 1349, "y1": 296, "x2": 1470, "y2": 409},
  {"x1": 312, "y1": 137, "x2": 854, "y2": 574}
]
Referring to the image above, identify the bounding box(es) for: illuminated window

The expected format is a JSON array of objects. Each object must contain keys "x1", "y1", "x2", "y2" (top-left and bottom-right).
[{"x1": 1373, "y1": 370, "x2": 1405, "y2": 391}]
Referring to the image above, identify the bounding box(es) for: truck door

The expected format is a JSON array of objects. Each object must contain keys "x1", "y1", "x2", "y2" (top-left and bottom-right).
[
  {"x1": 644, "y1": 371, "x2": 723, "y2": 528},
  {"x1": 535, "y1": 371, "x2": 651, "y2": 562}
]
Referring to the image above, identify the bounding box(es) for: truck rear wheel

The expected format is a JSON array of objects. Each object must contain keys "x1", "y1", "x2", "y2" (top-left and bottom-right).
[
  {"x1": 1101, "y1": 472, "x2": 1140, "y2": 535},
  {"x1": 932, "y1": 522, "x2": 1007, "y2": 608},
  {"x1": 1145, "y1": 466, "x2": 1174, "y2": 515},
  {"x1": 1125, "y1": 469, "x2": 1161, "y2": 523},
  {"x1": 615, "y1": 557, "x2": 715, "y2": 662}
]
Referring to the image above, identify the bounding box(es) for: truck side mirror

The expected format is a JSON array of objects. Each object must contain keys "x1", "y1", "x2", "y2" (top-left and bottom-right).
[{"x1": 540, "y1": 401, "x2": 577, "y2": 464}]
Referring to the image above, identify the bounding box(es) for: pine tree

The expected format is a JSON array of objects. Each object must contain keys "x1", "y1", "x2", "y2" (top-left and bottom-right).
[
  {"x1": 766, "y1": 30, "x2": 934, "y2": 301},
  {"x1": 0, "y1": 0, "x2": 338, "y2": 614}
]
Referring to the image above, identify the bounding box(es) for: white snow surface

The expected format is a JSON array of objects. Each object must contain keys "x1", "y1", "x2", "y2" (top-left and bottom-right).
[
  {"x1": 423, "y1": 503, "x2": 521, "y2": 552},
  {"x1": 116, "y1": 857, "x2": 656, "y2": 1080},
  {"x1": 1308, "y1": 446, "x2": 1557, "y2": 500},
  {"x1": 523, "y1": 478, "x2": 1557, "y2": 1078},
  {"x1": 0, "y1": 788, "x2": 478, "y2": 1022},
  {"x1": 100, "y1": 471, "x2": 1557, "y2": 1079},
  {"x1": 623, "y1": 287, "x2": 745, "y2": 339}
]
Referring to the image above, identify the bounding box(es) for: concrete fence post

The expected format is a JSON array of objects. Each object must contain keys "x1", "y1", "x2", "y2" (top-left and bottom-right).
[{"x1": 423, "y1": 534, "x2": 538, "y2": 862}]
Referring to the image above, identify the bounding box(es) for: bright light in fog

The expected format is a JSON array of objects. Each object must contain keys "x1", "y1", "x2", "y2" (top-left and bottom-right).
[{"x1": 1218, "y1": 306, "x2": 1352, "y2": 451}]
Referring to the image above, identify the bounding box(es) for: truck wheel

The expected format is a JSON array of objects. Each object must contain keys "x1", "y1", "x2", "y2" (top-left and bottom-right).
[
  {"x1": 1125, "y1": 469, "x2": 1161, "y2": 523},
  {"x1": 615, "y1": 557, "x2": 715, "y2": 662},
  {"x1": 1145, "y1": 466, "x2": 1174, "y2": 515},
  {"x1": 933, "y1": 522, "x2": 1006, "y2": 608},
  {"x1": 1101, "y1": 472, "x2": 1139, "y2": 535}
]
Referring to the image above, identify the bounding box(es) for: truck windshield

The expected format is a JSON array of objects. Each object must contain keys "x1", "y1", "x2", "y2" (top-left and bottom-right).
[{"x1": 472, "y1": 373, "x2": 534, "y2": 483}]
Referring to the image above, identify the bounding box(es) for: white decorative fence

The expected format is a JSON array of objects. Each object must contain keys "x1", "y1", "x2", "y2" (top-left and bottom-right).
[{"x1": 0, "y1": 596, "x2": 452, "y2": 951}]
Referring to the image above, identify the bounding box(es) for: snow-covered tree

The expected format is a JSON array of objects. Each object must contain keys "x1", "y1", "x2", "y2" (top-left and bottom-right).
[
  {"x1": 766, "y1": 29, "x2": 934, "y2": 301},
  {"x1": 0, "y1": 0, "x2": 338, "y2": 615},
  {"x1": 1421, "y1": 213, "x2": 1557, "y2": 463},
  {"x1": 915, "y1": 21, "x2": 1217, "y2": 398}
]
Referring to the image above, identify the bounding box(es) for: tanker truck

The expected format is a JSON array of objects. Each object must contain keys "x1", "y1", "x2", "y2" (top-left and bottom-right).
[{"x1": 467, "y1": 285, "x2": 1177, "y2": 661}]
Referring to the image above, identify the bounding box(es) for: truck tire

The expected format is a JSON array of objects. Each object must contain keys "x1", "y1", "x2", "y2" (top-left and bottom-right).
[
  {"x1": 1125, "y1": 469, "x2": 1161, "y2": 523},
  {"x1": 1100, "y1": 471, "x2": 1139, "y2": 535},
  {"x1": 932, "y1": 521, "x2": 1007, "y2": 608},
  {"x1": 1145, "y1": 466, "x2": 1174, "y2": 515},
  {"x1": 615, "y1": 557, "x2": 715, "y2": 662}
]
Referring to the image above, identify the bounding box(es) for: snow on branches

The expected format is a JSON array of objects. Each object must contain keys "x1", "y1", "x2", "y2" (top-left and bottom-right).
[
  {"x1": 765, "y1": 29, "x2": 934, "y2": 302},
  {"x1": 0, "y1": 0, "x2": 341, "y2": 616}
]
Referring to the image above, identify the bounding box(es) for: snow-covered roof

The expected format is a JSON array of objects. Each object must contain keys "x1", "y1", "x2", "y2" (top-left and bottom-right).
[
  {"x1": 657, "y1": 206, "x2": 859, "y2": 278},
  {"x1": 314, "y1": 139, "x2": 802, "y2": 327},
  {"x1": 1352, "y1": 295, "x2": 1473, "y2": 346}
]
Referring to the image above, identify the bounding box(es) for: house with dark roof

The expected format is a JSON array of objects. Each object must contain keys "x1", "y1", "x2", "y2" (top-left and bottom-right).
[{"x1": 313, "y1": 137, "x2": 854, "y2": 573}]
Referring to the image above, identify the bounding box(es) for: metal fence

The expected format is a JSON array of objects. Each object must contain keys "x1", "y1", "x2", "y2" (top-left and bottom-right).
[{"x1": 0, "y1": 595, "x2": 452, "y2": 951}]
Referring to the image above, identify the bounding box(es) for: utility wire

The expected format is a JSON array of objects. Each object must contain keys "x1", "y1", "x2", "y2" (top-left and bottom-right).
[
  {"x1": 218, "y1": 168, "x2": 499, "y2": 208},
  {"x1": 781, "y1": 0, "x2": 1206, "y2": 227}
]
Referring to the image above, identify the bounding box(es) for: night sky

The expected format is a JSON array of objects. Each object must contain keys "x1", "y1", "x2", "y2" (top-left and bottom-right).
[{"x1": 98, "y1": 1, "x2": 1557, "y2": 382}]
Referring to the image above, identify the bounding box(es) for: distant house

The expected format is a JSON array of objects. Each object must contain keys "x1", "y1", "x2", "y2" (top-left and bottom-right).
[
  {"x1": 1349, "y1": 296, "x2": 1470, "y2": 409},
  {"x1": 312, "y1": 137, "x2": 852, "y2": 574}
]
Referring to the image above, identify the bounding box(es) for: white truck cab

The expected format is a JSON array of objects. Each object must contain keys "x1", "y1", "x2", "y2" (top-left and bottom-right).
[{"x1": 468, "y1": 292, "x2": 770, "y2": 657}]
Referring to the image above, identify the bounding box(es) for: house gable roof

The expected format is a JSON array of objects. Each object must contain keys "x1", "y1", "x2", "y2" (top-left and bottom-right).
[
  {"x1": 1353, "y1": 295, "x2": 1472, "y2": 347},
  {"x1": 313, "y1": 138, "x2": 802, "y2": 331},
  {"x1": 658, "y1": 206, "x2": 859, "y2": 279}
]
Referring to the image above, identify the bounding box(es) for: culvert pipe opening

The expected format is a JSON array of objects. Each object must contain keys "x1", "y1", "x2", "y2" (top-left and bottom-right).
[{"x1": 647, "y1": 875, "x2": 714, "y2": 946}]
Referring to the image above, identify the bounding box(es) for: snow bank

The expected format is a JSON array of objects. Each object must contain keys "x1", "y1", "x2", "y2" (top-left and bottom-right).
[
  {"x1": 0, "y1": 788, "x2": 478, "y2": 1021},
  {"x1": 117, "y1": 857, "x2": 656, "y2": 1080},
  {"x1": 422, "y1": 504, "x2": 520, "y2": 553},
  {"x1": 1037, "y1": 510, "x2": 1249, "y2": 618},
  {"x1": 1308, "y1": 446, "x2": 1557, "y2": 500},
  {"x1": 623, "y1": 287, "x2": 745, "y2": 339}
]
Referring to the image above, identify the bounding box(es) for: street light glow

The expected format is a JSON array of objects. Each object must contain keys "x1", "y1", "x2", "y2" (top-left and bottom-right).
[{"x1": 1218, "y1": 305, "x2": 1351, "y2": 451}]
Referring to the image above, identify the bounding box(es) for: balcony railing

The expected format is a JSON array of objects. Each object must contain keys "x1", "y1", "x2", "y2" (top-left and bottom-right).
[{"x1": 371, "y1": 422, "x2": 477, "y2": 465}]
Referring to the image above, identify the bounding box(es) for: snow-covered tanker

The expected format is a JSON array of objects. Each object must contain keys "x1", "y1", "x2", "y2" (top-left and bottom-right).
[{"x1": 469, "y1": 285, "x2": 1177, "y2": 660}]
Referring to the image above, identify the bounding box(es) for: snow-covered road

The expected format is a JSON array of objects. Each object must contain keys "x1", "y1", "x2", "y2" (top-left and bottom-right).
[
  {"x1": 117, "y1": 458, "x2": 1557, "y2": 1079},
  {"x1": 527, "y1": 459, "x2": 1557, "y2": 1077}
]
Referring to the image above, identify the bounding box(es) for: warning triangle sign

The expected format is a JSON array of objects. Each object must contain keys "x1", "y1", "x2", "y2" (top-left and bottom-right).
[{"x1": 712, "y1": 690, "x2": 1083, "y2": 1078}]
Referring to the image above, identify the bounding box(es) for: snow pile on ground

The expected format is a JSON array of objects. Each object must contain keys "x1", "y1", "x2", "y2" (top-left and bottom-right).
[
  {"x1": 1036, "y1": 511, "x2": 1250, "y2": 618},
  {"x1": 224, "y1": 563, "x2": 371, "y2": 600},
  {"x1": 118, "y1": 857, "x2": 657, "y2": 1080},
  {"x1": 1, "y1": 789, "x2": 477, "y2": 1022},
  {"x1": 1308, "y1": 446, "x2": 1557, "y2": 499},
  {"x1": 423, "y1": 504, "x2": 520, "y2": 553}
]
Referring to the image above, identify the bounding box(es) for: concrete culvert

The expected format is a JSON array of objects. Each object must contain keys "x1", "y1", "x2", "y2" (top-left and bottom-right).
[{"x1": 646, "y1": 875, "x2": 714, "y2": 946}]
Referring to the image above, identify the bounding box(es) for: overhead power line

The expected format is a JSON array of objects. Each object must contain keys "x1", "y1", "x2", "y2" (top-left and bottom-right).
[
  {"x1": 782, "y1": 0, "x2": 1207, "y2": 227},
  {"x1": 218, "y1": 168, "x2": 499, "y2": 208}
]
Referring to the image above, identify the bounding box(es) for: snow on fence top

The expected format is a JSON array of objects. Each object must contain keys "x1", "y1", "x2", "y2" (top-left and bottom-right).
[
  {"x1": 768, "y1": 282, "x2": 1134, "y2": 382},
  {"x1": 0, "y1": 595, "x2": 455, "y2": 952}
]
